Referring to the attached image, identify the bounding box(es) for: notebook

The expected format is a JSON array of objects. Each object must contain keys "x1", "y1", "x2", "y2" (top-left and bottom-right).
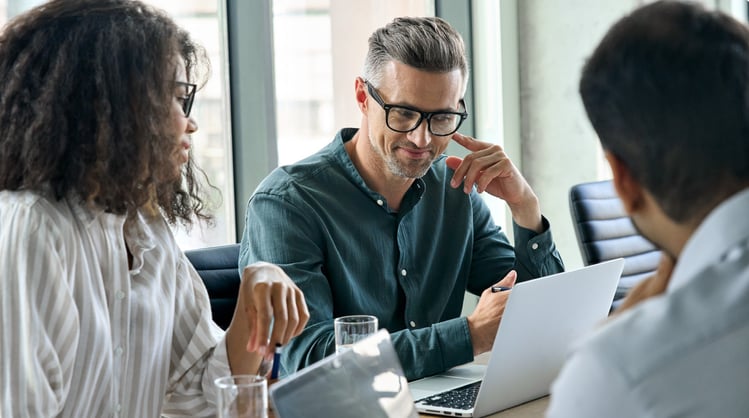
[
  {"x1": 410, "y1": 258, "x2": 625, "y2": 417},
  {"x1": 269, "y1": 329, "x2": 419, "y2": 418}
]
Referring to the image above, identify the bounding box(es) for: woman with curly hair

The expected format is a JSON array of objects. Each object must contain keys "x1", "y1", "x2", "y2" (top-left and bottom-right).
[{"x1": 0, "y1": 1, "x2": 308, "y2": 416}]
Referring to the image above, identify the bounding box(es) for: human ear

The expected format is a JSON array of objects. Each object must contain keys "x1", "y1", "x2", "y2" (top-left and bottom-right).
[
  {"x1": 605, "y1": 151, "x2": 644, "y2": 215},
  {"x1": 354, "y1": 77, "x2": 368, "y2": 114}
]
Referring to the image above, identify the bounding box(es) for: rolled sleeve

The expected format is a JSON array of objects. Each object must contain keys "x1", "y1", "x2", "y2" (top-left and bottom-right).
[{"x1": 433, "y1": 317, "x2": 475, "y2": 371}]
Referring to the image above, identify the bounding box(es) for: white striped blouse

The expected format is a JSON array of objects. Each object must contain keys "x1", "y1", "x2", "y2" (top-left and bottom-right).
[{"x1": 0, "y1": 190, "x2": 231, "y2": 417}]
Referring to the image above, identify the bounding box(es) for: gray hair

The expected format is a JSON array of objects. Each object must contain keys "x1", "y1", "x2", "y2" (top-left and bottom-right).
[{"x1": 363, "y1": 16, "x2": 469, "y2": 90}]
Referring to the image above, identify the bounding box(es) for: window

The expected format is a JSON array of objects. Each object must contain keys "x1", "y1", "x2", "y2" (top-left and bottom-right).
[
  {"x1": 272, "y1": 0, "x2": 435, "y2": 165},
  {"x1": 0, "y1": 0, "x2": 236, "y2": 250},
  {"x1": 145, "y1": 1, "x2": 236, "y2": 250}
]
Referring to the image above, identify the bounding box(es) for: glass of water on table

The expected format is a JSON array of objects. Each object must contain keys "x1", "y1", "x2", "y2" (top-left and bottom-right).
[
  {"x1": 334, "y1": 315, "x2": 378, "y2": 354},
  {"x1": 214, "y1": 374, "x2": 267, "y2": 418}
]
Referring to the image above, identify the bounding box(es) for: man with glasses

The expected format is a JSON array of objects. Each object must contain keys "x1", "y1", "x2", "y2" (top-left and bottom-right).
[{"x1": 240, "y1": 16, "x2": 564, "y2": 380}]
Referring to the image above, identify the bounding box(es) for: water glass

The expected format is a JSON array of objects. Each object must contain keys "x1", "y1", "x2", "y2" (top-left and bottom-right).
[
  {"x1": 214, "y1": 374, "x2": 267, "y2": 418},
  {"x1": 334, "y1": 315, "x2": 378, "y2": 354}
]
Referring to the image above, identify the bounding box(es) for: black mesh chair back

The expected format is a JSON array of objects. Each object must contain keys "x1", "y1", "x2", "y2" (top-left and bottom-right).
[
  {"x1": 569, "y1": 180, "x2": 660, "y2": 301},
  {"x1": 184, "y1": 244, "x2": 241, "y2": 330}
]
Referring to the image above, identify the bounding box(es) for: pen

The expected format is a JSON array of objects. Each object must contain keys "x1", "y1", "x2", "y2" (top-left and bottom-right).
[
  {"x1": 491, "y1": 286, "x2": 512, "y2": 293},
  {"x1": 270, "y1": 343, "x2": 283, "y2": 379}
]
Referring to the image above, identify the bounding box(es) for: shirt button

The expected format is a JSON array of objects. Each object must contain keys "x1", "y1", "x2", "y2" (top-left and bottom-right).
[
  {"x1": 531, "y1": 243, "x2": 539, "y2": 250},
  {"x1": 409, "y1": 321, "x2": 416, "y2": 328},
  {"x1": 113, "y1": 404, "x2": 122, "y2": 414},
  {"x1": 376, "y1": 199, "x2": 384, "y2": 206},
  {"x1": 401, "y1": 269, "x2": 407, "y2": 277},
  {"x1": 114, "y1": 346, "x2": 124, "y2": 356},
  {"x1": 115, "y1": 290, "x2": 125, "y2": 300}
]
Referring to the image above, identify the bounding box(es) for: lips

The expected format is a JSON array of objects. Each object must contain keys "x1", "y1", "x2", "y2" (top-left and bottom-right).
[
  {"x1": 398, "y1": 147, "x2": 431, "y2": 159},
  {"x1": 178, "y1": 138, "x2": 190, "y2": 163}
]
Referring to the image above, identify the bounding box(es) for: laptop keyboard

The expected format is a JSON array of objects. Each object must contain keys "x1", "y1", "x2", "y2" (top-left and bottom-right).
[{"x1": 417, "y1": 381, "x2": 482, "y2": 410}]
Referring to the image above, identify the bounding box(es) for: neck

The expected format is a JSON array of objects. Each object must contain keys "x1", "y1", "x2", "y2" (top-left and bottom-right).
[
  {"x1": 632, "y1": 196, "x2": 697, "y2": 260},
  {"x1": 345, "y1": 130, "x2": 413, "y2": 211}
]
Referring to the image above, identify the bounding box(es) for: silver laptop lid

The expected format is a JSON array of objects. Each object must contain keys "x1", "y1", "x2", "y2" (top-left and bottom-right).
[
  {"x1": 410, "y1": 258, "x2": 624, "y2": 417},
  {"x1": 472, "y1": 258, "x2": 624, "y2": 416},
  {"x1": 270, "y1": 329, "x2": 418, "y2": 418}
]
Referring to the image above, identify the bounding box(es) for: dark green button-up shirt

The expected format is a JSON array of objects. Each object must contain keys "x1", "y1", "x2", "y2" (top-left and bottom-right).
[{"x1": 239, "y1": 128, "x2": 564, "y2": 380}]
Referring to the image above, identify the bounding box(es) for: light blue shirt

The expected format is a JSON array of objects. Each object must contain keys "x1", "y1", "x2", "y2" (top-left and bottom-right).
[
  {"x1": 547, "y1": 188, "x2": 749, "y2": 418},
  {"x1": 240, "y1": 129, "x2": 564, "y2": 381}
]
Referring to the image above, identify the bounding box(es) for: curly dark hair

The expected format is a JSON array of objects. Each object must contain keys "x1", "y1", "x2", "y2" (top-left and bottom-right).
[{"x1": 0, "y1": 0, "x2": 215, "y2": 225}]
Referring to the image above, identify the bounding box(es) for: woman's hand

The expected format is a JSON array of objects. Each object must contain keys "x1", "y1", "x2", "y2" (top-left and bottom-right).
[{"x1": 226, "y1": 262, "x2": 309, "y2": 374}]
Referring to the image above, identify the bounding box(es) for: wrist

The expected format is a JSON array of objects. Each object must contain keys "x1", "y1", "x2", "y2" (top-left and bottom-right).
[
  {"x1": 466, "y1": 315, "x2": 488, "y2": 356},
  {"x1": 509, "y1": 195, "x2": 542, "y2": 232}
]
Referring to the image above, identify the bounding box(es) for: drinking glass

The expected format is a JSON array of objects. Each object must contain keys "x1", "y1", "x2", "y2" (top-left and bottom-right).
[
  {"x1": 334, "y1": 315, "x2": 378, "y2": 354},
  {"x1": 214, "y1": 374, "x2": 267, "y2": 418}
]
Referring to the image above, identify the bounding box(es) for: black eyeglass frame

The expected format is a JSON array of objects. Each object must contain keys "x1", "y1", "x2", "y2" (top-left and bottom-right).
[
  {"x1": 365, "y1": 80, "x2": 468, "y2": 136},
  {"x1": 176, "y1": 81, "x2": 197, "y2": 118}
]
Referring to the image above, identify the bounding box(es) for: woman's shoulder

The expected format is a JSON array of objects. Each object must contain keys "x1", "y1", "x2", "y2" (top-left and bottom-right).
[{"x1": 1, "y1": 189, "x2": 66, "y2": 222}]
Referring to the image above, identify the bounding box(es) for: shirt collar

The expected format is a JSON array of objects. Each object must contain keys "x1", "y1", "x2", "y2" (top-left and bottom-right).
[
  {"x1": 669, "y1": 187, "x2": 749, "y2": 291},
  {"x1": 67, "y1": 196, "x2": 157, "y2": 273},
  {"x1": 330, "y1": 128, "x2": 365, "y2": 189}
]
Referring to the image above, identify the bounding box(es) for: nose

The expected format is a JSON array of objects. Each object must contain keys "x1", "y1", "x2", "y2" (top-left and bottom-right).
[
  {"x1": 406, "y1": 119, "x2": 432, "y2": 148},
  {"x1": 186, "y1": 116, "x2": 198, "y2": 134}
]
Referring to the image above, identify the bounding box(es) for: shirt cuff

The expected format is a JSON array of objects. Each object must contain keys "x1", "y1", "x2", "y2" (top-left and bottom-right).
[
  {"x1": 434, "y1": 317, "x2": 475, "y2": 370},
  {"x1": 513, "y1": 215, "x2": 554, "y2": 259}
]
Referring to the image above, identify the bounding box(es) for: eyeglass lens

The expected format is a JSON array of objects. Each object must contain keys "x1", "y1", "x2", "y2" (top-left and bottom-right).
[
  {"x1": 176, "y1": 82, "x2": 196, "y2": 117},
  {"x1": 387, "y1": 107, "x2": 463, "y2": 136}
]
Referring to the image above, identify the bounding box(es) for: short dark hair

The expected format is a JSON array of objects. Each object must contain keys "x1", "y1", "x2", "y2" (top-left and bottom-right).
[
  {"x1": 580, "y1": 0, "x2": 749, "y2": 223},
  {"x1": 363, "y1": 16, "x2": 469, "y2": 91},
  {"x1": 0, "y1": 0, "x2": 213, "y2": 225}
]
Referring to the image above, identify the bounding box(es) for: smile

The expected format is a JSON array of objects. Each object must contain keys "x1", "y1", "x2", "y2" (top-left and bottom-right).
[{"x1": 398, "y1": 147, "x2": 431, "y2": 159}]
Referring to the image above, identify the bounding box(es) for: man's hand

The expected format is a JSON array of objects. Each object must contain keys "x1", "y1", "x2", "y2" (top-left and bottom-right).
[
  {"x1": 467, "y1": 270, "x2": 518, "y2": 356},
  {"x1": 226, "y1": 262, "x2": 309, "y2": 374},
  {"x1": 446, "y1": 133, "x2": 542, "y2": 232}
]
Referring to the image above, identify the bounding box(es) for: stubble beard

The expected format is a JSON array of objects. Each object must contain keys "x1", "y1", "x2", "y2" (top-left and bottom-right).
[{"x1": 368, "y1": 129, "x2": 434, "y2": 179}]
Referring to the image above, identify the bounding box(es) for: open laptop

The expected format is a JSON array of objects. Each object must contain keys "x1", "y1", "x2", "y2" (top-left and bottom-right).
[
  {"x1": 410, "y1": 258, "x2": 625, "y2": 417},
  {"x1": 270, "y1": 329, "x2": 419, "y2": 418}
]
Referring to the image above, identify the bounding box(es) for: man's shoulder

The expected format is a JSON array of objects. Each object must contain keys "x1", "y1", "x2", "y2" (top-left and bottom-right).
[
  {"x1": 256, "y1": 147, "x2": 343, "y2": 195},
  {"x1": 577, "y1": 270, "x2": 749, "y2": 381},
  {"x1": 574, "y1": 303, "x2": 669, "y2": 377}
]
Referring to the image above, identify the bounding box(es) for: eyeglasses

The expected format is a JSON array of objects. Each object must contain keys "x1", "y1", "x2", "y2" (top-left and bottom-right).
[
  {"x1": 365, "y1": 80, "x2": 468, "y2": 136},
  {"x1": 175, "y1": 81, "x2": 197, "y2": 117}
]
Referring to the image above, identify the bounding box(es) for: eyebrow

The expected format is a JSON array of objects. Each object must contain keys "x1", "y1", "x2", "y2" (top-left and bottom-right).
[
  {"x1": 391, "y1": 101, "x2": 465, "y2": 114},
  {"x1": 367, "y1": 81, "x2": 464, "y2": 113}
]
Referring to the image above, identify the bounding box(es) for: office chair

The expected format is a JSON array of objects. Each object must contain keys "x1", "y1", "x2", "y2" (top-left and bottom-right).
[
  {"x1": 184, "y1": 244, "x2": 241, "y2": 330},
  {"x1": 569, "y1": 180, "x2": 661, "y2": 302}
]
